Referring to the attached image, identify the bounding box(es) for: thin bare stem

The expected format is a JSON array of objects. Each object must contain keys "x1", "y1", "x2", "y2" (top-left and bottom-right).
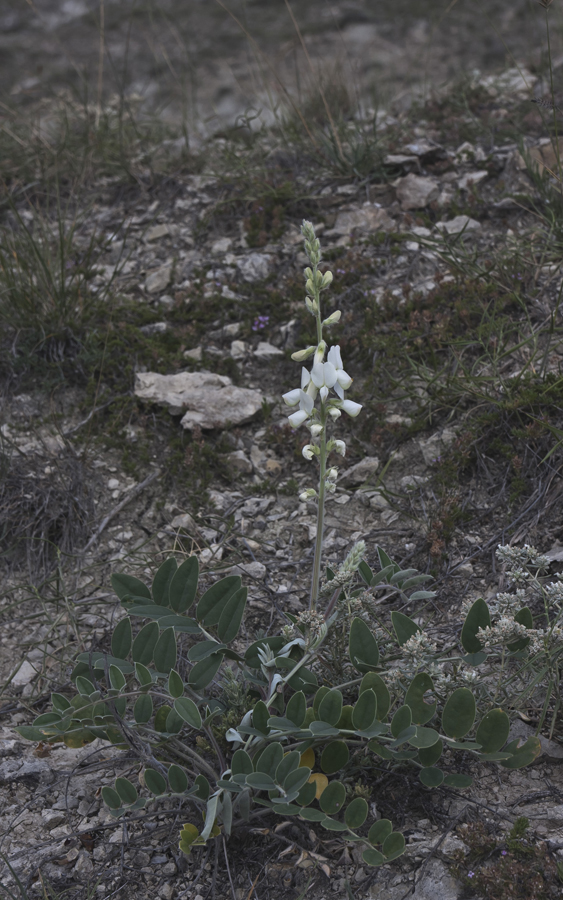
[{"x1": 96, "y1": 0, "x2": 105, "y2": 129}]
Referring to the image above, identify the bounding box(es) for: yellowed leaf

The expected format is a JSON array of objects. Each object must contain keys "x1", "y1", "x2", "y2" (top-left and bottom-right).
[
  {"x1": 308, "y1": 772, "x2": 328, "y2": 799},
  {"x1": 299, "y1": 748, "x2": 315, "y2": 769}
]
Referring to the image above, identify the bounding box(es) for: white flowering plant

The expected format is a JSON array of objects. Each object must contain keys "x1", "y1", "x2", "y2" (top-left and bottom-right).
[{"x1": 14, "y1": 225, "x2": 543, "y2": 874}]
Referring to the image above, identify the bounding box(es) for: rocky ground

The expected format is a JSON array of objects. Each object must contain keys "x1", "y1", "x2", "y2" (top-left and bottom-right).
[{"x1": 2, "y1": 4, "x2": 563, "y2": 900}]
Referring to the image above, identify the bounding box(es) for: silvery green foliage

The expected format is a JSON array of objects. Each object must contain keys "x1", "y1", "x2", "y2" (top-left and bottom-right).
[{"x1": 15, "y1": 231, "x2": 542, "y2": 868}]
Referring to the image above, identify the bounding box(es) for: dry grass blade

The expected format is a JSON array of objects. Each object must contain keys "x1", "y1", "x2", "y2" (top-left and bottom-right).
[{"x1": 0, "y1": 444, "x2": 96, "y2": 579}]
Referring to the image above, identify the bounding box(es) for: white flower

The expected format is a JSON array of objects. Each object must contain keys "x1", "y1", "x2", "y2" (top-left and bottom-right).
[
  {"x1": 282, "y1": 388, "x2": 302, "y2": 407},
  {"x1": 328, "y1": 407, "x2": 341, "y2": 420},
  {"x1": 341, "y1": 399, "x2": 362, "y2": 417},
  {"x1": 333, "y1": 440, "x2": 346, "y2": 456},
  {"x1": 326, "y1": 467, "x2": 338, "y2": 481},
  {"x1": 287, "y1": 389, "x2": 314, "y2": 428},
  {"x1": 327, "y1": 345, "x2": 352, "y2": 398},
  {"x1": 302, "y1": 444, "x2": 315, "y2": 460},
  {"x1": 309, "y1": 423, "x2": 323, "y2": 437}
]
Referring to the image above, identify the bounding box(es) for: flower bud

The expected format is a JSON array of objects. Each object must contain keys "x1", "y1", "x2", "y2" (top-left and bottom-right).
[
  {"x1": 328, "y1": 407, "x2": 341, "y2": 420},
  {"x1": 299, "y1": 488, "x2": 317, "y2": 502},
  {"x1": 291, "y1": 346, "x2": 316, "y2": 362},
  {"x1": 333, "y1": 439, "x2": 346, "y2": 456},
  {"x1": 322, "y1": 309, "x2": 341, "y2": 327},
  {"x1": 305, "y1": 279, "x2": 315, "y2": 295},
  {"x1": 309, "y1": 423, "x2": 323, "y2": 437},
  {"x1": 304, "y1": 267, "x2": 313, "y2": 279},
  {"x1": 315, "y1": 269, "x2": 324, "y2": 286},
  {"x1": 314, "y1": 341, "x2": 326, "y2": 363},
  {"x1": 327, "y1": 467, "x2": 338, "y2": 481},
  {"x1": 305, "y1": 296, "x2": 318, "y2": 315},
  {"x1": 321, "y1": 270, "x2": 333, "y2": 287},
  {"x1": 302, "y1": 444, "x2": 318, "y2": 461},
  {"x1": 325, "y1": 481, "x2": 336, "y2": 494}
]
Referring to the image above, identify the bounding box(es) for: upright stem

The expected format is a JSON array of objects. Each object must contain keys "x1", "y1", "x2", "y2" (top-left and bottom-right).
[{"x1": 310, "y1": 408, "x2": 327, "y2": 611}]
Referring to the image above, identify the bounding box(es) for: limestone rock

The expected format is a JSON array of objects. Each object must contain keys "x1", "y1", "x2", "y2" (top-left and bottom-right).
[
  {"x1": 340, "y1": 456, "x2": 380, "y2": 485},
  {"x1": 254, "y1": 341, "x2": 283, "y2": 359},
  {"x1": 332, "y1": 204, "x2": 395, "y2": 235},
  {"x1": 227, "y1": 561, "x2": 267, "y2": 580},
  {"x1": 458, "y1": 170, "x2": 488, "y2": 191},
  {"x1": 145, "y1": 263, "x2": 172, "y2": 294},
  {"x1": 237, "y1": 252, "x2": 271, "y2": 282},
  {"x1": 419, "y1": 427, "x2": 459, "y2": 466},
  {"x1": 223, "y1": 449, "x2": 253, "y2": 474},
  {"x1": 395, "y1": 174, "x2": 439, "y2": 210},
  {"x1": 140, "y1": 321, "x2": 169, "y2": 336},
  {"x1": 436, "y1": 215, "x2": 481, "y2": 235},
  {"x1": 230, "y1": 340, "x2": 247, "y2": 359},
  {"x1": 11, "y1": 660, "x2": 38, "y2": 687},
  {"x1": 135, "y1": 371, "x2": 263, "y2": 430},
  {"x1": 412, "y1": 859, "x2": 463, "y2": 900}
]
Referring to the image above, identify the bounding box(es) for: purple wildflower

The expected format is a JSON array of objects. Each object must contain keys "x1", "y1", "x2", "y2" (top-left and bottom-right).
[
  {"x1": 501, "y1": 850, "x2": 507, "y2": 856},
  {"x1": 468, "y1": 872, "x2": 475, "y2": 879},
  {"x1": 252, "y1": 315, "x2": 270, "y2": 332}
]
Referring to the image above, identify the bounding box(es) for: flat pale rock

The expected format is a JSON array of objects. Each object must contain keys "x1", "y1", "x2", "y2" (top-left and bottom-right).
[
  {"x1": 254, "y1": 341, "x2": 283, "y2": 359},
  {"x1": 227, "y1": 561, "x2": 267, "y2": 580},
  {"x1": 458, "y1": 170, "x2": 488, "y2": 191},
  {"x1": 145, "y1": 263, "x2": 172, "y2": 294},
  {"x1": 419, "y1": 427, "x2": 458, "y2": 466},
  {"x1": 332, "y1": 204, "x2": 395, "y2": 235},
  {"x1": 223, "y1": 449, "x2": 253, "y2": 474},
  {"x1": 436, "y1": 215, "x2": 481, "y2": 235},
  {"x1": 11, "y1": 660, "x2": 38, "y2": 687},
  {"x1": 135, "y1": 371, "x2": 263, "y2": 430},
  {"x1": 236, "y1": 253, "x2": 271, "y2": 282},
  {"x1": 340, "y1": 456, "x2": 380, "y2": 485},
  {"x1": 395, "y1": 174, "x2": 439, "y2": 210}
]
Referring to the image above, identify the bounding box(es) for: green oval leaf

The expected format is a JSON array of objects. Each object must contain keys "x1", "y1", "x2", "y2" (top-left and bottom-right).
[
  {"x1": 363, "y1": 848, "x2": 385, "y2": 866},
  {"x1": 286, "y1": 691, "x2": 306, "y2": 727},
  {"x1": 168, "y1": 669, "x2": 184, "y2": 699},
  {"x1": 318, "y1": 690, "x2": 343, "y2": 727},
  {"x1": 409, "y1": 727, "x2": 441, "y2": 749},
  {"x1": 382, "y1": 832, "x2": 405, "y2": 861},
  {"x1": 391, "y1": 611, "x2": 421, "y2": 647},
  {"x1": 349, "y1": 618, "x2": 380, "y2": 672},
  {"x1": 418, "y1": 738, "x2": 443, "y2": 767},
  {"x1": 168, "y1": 764, "x2": 189, "y2": 794},
  {"x1": 320, "y1": 741, "x2": 349, "y2": 775},
  {"x1": 196, "y1": 576, "x2": 241, "y2": 626},
  {"x1": 111, "y1": 573, "x2": 151, "y2": 602},
  {"x1": 174, "y1": 697, "x2": 202, "y2": 729},
  {"x1": 134, "y1": 694, "x2": 153, "y2": 724},
  {"x1": 132, "y1": 621, "x2": 159, "y2": 665},
  {"x1": 153, "y1": 628, "x2": 177, "y2": 674},
  {"x1": 169, "y1": 556, "x2": 199, "y2": 613},
  {"x1": 368, "y1": 819, "x2": 392, "y2": 845},
  {"x1": 152, "y1": 558, "x2": 178, "y2": 607},
  {"x1": 275, "y1": 750, "x2": 300, "y2": 785},
  {"x1": 188, "y1": 653, "x2": 223, "y2": 690},
  {"x1": 443, "y1": 774, "x2": 473, "y2": 788},
  {"x1": 442, "y1": 688, "x2": 476, "y2": 739},
  {"x1": 391, "y1": 705, "x2": 412, "y2": 738},
  {"x1": 461, "y1": 597, "x2": 491, "y2": 654},
  {"x1": 360, "y1": 673, "x2": 390, "y2": 720},
  {"x1": 111, "y1": 618, "x2": 132, "y2": 660},
  {"x1": 475, "y1": 709, "x2": 510, "y2": 753},
  {"x1": 252, "y1": 700, "x2": 270, "y2": 736},
  {"x1": 500, "y1": 736, "x2": 542, "y2": 769},
  {"x1": 283, "y1": 767, "x2": 311, "y2": 795},
  {"x1": 115, "y1": 777, "x2": 138, "y2": 805},
  {"x1": 101, "y1": 786, "x2": 122, "y2": 810},
  {"x1": 256, "y1": 742, "x2": 284, "y2": 777},
  {"x1": 217, "y1": 587, "x2": 247, "y2": 643},
  {"x1": 345, "y1": 797, "x2": 368, "y2": 829},
  {"x1": 232, "y1": 749, "x2": 253, "y2": 777},
  {"x1": 109, "y1": 665, "x2": 126, "y2": 691},
  {"x1": 419, "y1": 767, "x2": 444, "y2": 787},
  {"x1": 144, "y1": 768, "x2": 167, "y2": 795},
  {"x1": 404, "y1": 672, "x2": 436, "y2": 725},
  {"x1": 352, "y1": 689, "x2": 377, "y2": 732},
  {"x1": 154, "y1": 705, "x2": 171, "y2": 733},
  {"x1": 319, "y1": 781, "x2": 346, "y2": 815},
  {"x1": 246, "y1": 772, "x2": 276, "y2": 791}
]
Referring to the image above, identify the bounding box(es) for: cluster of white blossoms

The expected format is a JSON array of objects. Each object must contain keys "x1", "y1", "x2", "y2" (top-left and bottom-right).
[
  {"x1": 282, "y1": 221, "x2": 362, "y2": 504},
  {"x1": 477, "y1": 617, "x2": 530, "y2": 647},
  {"x1": 400, "y1": 631, "x2": 437, "y2": 662}
]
